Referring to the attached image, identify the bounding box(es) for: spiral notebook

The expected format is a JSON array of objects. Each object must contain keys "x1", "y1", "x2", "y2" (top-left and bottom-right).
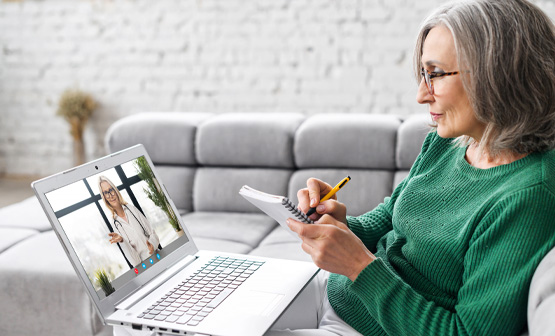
[{"x1": 239, "y1": 185, "x2": 313, "y2": 241}]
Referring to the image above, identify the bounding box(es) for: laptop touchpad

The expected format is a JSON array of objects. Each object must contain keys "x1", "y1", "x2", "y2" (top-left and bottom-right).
[{"x1": 237, "y1": 291, "x2": 284, "y2": 316}]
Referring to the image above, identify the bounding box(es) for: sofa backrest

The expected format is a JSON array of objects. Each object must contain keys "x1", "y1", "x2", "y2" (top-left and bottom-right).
[{"x1": 105, "y1": 112, "x2": 430, "y2": 216}]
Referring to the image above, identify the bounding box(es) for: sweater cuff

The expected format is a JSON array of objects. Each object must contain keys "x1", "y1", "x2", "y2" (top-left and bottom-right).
[{"x1": 350, "y1": 258, "x2": 402, "y2": 317}]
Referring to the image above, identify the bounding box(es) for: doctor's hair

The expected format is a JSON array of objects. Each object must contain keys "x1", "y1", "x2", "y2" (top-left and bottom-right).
[
  {"x1": 98, "y1": 175, "x2": 128, "y2": 218},
  {"x1": 414, "y1": 0, "x2": 555, "y2": 156}
]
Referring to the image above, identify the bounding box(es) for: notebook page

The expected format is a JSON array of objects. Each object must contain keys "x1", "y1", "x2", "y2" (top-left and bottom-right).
[{"x1": 239, "y1": 185, "x2": 311, "y2": 241}]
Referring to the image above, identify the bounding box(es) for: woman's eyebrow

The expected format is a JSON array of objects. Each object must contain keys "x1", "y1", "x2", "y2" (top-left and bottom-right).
[{"x1": 424, "y1": 60, "x2": 446, "y2": 67}]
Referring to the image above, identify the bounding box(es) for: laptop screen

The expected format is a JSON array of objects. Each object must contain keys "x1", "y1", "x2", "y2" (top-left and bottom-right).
[{"x1": 45, "y1": 156, "x2": 189, "y2": 300}]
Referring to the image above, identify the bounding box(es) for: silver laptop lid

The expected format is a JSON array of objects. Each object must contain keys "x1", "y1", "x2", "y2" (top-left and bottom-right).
[{"x1": 32, "y1": 144, "x2": 199, "y2": 322}]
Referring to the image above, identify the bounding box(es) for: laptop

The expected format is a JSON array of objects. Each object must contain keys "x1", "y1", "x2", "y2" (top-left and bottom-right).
[{"x1": 32, "y1": 144, "x2": 319, "y2": 336}]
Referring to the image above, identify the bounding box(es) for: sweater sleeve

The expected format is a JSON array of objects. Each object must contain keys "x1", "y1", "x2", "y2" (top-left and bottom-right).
[
  {"x1": 348, "y1": 186, "x2": 555, "y2": 336},
  {"x1": 346, "y1": 191, "x2": 398, "y2": 253},
  {"x1": 347, "y1": 131, "x2": 435, "y2": 252}
]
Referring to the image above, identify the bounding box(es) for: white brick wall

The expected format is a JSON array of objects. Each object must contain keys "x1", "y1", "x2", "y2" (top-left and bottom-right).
[{"x1": 0, "y1": 0, "x2": 553, "y2": 176}]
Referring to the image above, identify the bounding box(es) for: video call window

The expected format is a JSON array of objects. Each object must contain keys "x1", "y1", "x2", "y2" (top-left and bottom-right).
[{"x1": 45, "y1": 157, "x2": 182, "y2": 298}]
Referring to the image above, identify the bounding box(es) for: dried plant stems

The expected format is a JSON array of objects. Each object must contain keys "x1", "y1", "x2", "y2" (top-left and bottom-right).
[{"x1": 56, "y1": 89, "x2": 97, "y2": 166}]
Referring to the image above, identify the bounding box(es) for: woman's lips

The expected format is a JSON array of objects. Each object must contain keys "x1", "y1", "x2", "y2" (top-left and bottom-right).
[{"x1": 430, "y1": 112, "x2": 442, "y2": 121}]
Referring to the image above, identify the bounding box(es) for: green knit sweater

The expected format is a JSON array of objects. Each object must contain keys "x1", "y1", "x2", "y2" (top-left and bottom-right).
[{"x1": 327, "y1": 132, "x2": 555, "y2": 336}]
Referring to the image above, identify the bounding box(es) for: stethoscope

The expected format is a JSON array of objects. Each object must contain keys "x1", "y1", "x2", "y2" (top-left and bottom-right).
[{"x1": 113, "y1": 204, "x2": 149, "y2": 243}]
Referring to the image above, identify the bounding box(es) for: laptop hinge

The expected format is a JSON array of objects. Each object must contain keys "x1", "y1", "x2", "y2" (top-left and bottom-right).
[{"x1": 116, "y1": 255, "x2": 197, "y2": 310}]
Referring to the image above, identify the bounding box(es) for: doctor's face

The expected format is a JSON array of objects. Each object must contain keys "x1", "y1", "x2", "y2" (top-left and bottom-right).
[{"x1": 100, "y1": 181, "x2": 121, "y2": 208}]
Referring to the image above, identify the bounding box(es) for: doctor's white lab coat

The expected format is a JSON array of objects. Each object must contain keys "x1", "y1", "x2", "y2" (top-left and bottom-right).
[{"x1": 113, "y1": 204, "x2": 160, "y2": 267}]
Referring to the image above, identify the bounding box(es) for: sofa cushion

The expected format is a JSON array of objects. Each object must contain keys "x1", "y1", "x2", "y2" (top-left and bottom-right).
[
  {"x1": 528, "y1": 246, "x2": 555, "y2": 336},
  {"x1": 105, "y1": 112, "x2": 213, "y2": 165},
  {"x1": 0, "y1": 197, "x2": 51, "y2": 231},
  {"x1": 0, "y1": 231, "x2": 106, "y2": 336},
  {"x1": 396, "y1": 114, "x2": 430, "y2": 169},
  {"x1": 182, "y1": 212, "x2": 277, "y2": 248},
  {"x1": 196, "y1": 113, "x2": 305, "y2": 168},
  {"x1": 0, "y1": 228, "x2": 39, "y2": 253},
  {"x1": 394, "y1": 171, "x2": 410, "y2": 190},
  {"x1": 289, "y1": 169, "x2": 394, "y2": 217},
  {"x1": 194, "y1": 168, "x2": 292, "y2": 212},
  {"x1": 294, "y1": 114, "x2": 401, "y2": 169},
  {"x1": 0, "y1": 228, "x2": 38, "y2": 253},
  {"x1": 259, "y1": 226, "x2": 299, "y2": 246},
  {"x1": 155, "y1": 165, "x2": 196, "y2": 212}
]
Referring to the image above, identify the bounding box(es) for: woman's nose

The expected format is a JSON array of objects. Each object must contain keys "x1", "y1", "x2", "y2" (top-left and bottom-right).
[{"x1": 416, "y1": 77, "x2": 434, "y2": 104}]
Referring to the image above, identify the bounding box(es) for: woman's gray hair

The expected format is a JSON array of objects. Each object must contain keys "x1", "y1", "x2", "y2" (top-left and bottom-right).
[{"x1": 414, "y1": 0, "x2": 555, "y2": 155}]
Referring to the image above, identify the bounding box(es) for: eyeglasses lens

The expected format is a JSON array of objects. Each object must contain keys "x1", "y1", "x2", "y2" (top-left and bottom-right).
[
  {"x1": 103, "y1": 188, "x2": 116, "y2": 197},
  {"x1": 421, "y1": 68, "x2": 434, "y2": 95}
]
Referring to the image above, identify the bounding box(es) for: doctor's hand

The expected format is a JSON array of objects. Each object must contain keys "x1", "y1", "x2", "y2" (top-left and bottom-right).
[
  {"x1": 297, "y1": 178, "x2": 347, "y2": 224},
  {"x1": 147, "y1": 241, "x2": 154, "y2": 255},
  {"x1": 108, "y1": 232, "x2": 123, "y2": 244},
  {"x1": 287, "y1": 215, "x2": 375, "y2": 282}
]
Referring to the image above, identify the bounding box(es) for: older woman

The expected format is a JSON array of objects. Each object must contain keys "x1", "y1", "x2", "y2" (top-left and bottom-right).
[
  {"x1": 99, "y1": 175, "x2": 160, "y2": 267},
  {"x1": 278, "y1": 0, "x2": 555, "y2": 335}
]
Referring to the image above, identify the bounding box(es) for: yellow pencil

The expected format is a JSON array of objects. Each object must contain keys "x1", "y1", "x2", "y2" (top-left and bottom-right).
[{"x1": 305, "y1": 176, "x2": 351, "y2": 217}]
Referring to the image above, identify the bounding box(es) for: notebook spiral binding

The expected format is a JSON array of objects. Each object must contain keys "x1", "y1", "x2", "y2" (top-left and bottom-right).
[{"x1": 281, "y1": 198, "x2": 314, "y2": 224}]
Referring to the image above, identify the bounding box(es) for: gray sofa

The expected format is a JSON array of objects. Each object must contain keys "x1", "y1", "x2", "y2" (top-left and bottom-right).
[{"x1": 0, "y1": 112, "x2": 553, "y2": 336}]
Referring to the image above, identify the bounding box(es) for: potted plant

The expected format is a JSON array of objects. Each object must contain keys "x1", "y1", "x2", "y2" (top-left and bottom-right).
[
  {"x1": 56, "y1": 89, "x2": 97, "y2": 166},
  {"x1": 94, "y1": 269, "x2": 115, "y2": 296},
  {"x1": 134, "y1": 157, "x2": 183, "y2": 236}
]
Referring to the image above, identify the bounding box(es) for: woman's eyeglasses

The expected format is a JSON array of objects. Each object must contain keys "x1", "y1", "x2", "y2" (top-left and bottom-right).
[
  {"x1": 420, "y1": 68, "x2": 460, "y2": 95},
  {"x1": 103, "y1": 188, "x2": 117, "y2": 198}
]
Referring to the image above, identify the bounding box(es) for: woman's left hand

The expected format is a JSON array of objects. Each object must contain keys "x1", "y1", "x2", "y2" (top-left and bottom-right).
[
  {"x1": 287, "y1": 215, "x2": 376, "y2": 282},
  {"x1": 147, "y1": 241, "x2": 154, "y2": 255}
]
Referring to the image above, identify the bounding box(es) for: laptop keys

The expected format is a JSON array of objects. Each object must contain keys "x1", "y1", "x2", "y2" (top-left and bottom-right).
[
  {"x1": 206, "y1": 288, "x2": 233, "y2": 308},
  {"x1": 138, "y1": 256, "x2": 263, "y2": 327}
]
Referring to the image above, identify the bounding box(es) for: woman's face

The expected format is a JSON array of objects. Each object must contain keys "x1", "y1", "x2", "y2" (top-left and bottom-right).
[
  {"x1": 100, "y1": 181, "x2": 120, "y2": 208},
  {"x1": 416, "y1": 25, "x2": 485, "y2": 141}
]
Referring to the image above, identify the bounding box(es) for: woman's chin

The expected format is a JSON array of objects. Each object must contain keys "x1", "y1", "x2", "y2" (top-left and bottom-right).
[
  {"x1": 436, "y1": 126, "x2": 447, "y2": 138},
  {"x1": 436, "y1": 126, "x2": 454, "y2": 139}
]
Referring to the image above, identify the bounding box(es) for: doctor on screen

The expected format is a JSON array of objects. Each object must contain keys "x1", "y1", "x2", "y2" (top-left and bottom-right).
[{"x1": 98, "y1": 176, "x2": 160, "y2": 267}]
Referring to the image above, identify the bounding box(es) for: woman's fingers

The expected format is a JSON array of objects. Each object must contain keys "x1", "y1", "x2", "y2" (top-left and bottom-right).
[
  {"x1": 317, "y1": 214, "x2": 348, "y2": 230},
  {"x1": 306, "y1": 178, "x2": 335, "y2": 206},
  {"x1": 289, "y1": 216, "x2": 374, "y2": 281},
  {"x1": 315, "y1": 200, "x2": 348, "y2": 224},
  {"x1": 298, "y1": 178, "x2": 335, "y2": 218},
  {"x1": 287, "y1": 218, "x2": 325, "y2": 239},
  {"x1": 108, "y1": 232, "x2": 122, "y2": 243},
  {"x1": 297, "y1": 188, "x2": 311, "y2": 214}
]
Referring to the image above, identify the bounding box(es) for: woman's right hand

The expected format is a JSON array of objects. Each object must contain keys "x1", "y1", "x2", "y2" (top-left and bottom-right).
[
  {"x1": 108, "y1": 232, "x2": 123, "y2": 244},
  {"x1": 297, "y1": 178, "x2": 348, "y2": 224}
]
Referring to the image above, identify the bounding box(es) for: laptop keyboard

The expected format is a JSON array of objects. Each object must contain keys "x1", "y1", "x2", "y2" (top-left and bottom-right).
[{"x1": 138, "y1": 256, "x2": 264, "y2": 327}]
